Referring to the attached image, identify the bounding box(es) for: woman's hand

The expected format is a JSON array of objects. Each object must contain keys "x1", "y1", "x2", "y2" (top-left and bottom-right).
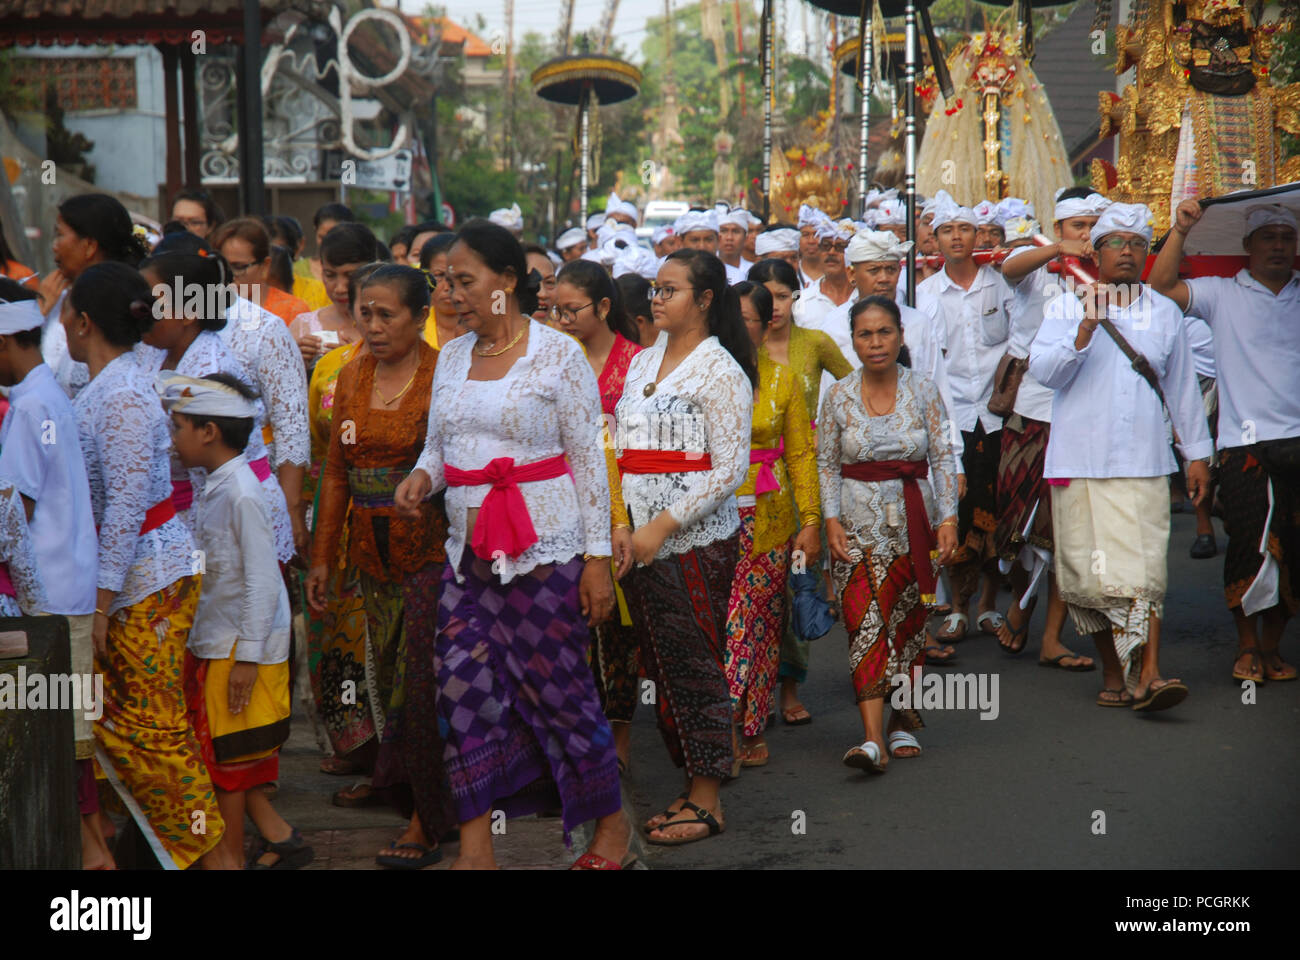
[
  {"x1": 290, "y1": 509, "x2": 309, "y2": 563},
  {"x1": 957, "y1": 474, "x2": 967, "y2": 501},
  {"x1": 228, "y1": 661, "x2": 258, "y2": 715},
  {"x1": 630, "y1": 513, "x2": 673, "y2": 567},
  {"x1": 612, "y1": 526, "x2": 634, "y2": 580},
  {"x1": 935, "y1": 521, "x2": 958, "y2": 565},
  {"x1": 305, "y1": 564, "x2": 330, "y2": 613},
  {"x1": 578, "y1": 558, "x2": 616, "y2": 627},
  {"x1": 296, "y1": 333, "x2": 322, "y2": 365},
  {"x1": 794, "y1": 522, "x2": 821, "y2": 568},
  {"x1": 394, "y1": 468, "x2": 431, "y2": 518},
  {"x1": 826, "y1": 517, "x2": 852, "y2": 564}
]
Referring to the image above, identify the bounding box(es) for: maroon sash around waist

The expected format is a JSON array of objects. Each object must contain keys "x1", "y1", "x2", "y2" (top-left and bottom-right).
[{"x1": 840, "y1": 459, "x2": 937, "y2": 600}]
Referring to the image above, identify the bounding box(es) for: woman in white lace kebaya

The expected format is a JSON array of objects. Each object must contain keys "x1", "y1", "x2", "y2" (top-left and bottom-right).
[
  {"x1": 820, "y1": 297, "x2": 959, "y2": 774},
  {"x1": 61, "y1": 262, "x2": 228, "y2": 869},
  {"x1": 394, "y1": 219, "x2": 630, "y2": 871},
  {"x1": 616, "y1": 249, "x2": 755, "y2": 847},
  {"x1": 137, "y1": 247, "x2": 293, "y2": 559}
]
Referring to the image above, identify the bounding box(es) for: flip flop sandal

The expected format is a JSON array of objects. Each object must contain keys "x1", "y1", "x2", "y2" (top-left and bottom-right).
[
  {"x1": 1132, "y1": 680, "x2": 1188, "y2": 712},
  {"x1": 319, "y1": 755, "x2": 360, "y2": 776},
  {"x1": 924, "y1": 643, "x2": 957, "y2": 666},
  {"x1": 740, "y1": 741, "x2": 770, "y2": 767},
  {"x1": 642, "y1": 791, "x2": 690, "y2": 834},
  {"x1": 248, "y1": 828, "x2": 315, "y2": 870},
  {"x1": 331, "y1": 781, "x2": 378, "y2": 808},
  {"x1": 1096, "y1": 688, "x2": 1135, "y2": 707},
  {"x1": 842, "y1": 740, "x2": 886, "y2": 773},
  {"x1": 375, "y1": 842, "x2": 442, "y2": 870},
  {"x1": 975, "y1": 610, "x2": 1006, "y2": 636},
  {"x1": 570, "y1": 851, "x2": 638, "y2": 870},
  {"x1": 645, "y1": 800, "x2": 724, "y2": 846},
  {"x1": 782, "y1": 705, "x2": 813, "y2": 726},
  {"x1": 936, "y1": 612, "x2": 969, "y2": 643},
  {"x1": 1262, "y1": 655, "x2": 1298, "y2": 681},
  {"x1": 1232, "y1": 648, "x2": 1265, "y2": 684},
  {"x1": 887, "y1": 730, "x2": 922, "y2": 758},
  {"x1": 1039, "y1": 653, "x2": 1096, "y2": 672}
]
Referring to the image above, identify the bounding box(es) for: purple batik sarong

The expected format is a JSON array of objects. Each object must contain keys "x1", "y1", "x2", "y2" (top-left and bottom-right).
[{"x1": 435, "y1": 549, "x2": 621, "y2": 842}]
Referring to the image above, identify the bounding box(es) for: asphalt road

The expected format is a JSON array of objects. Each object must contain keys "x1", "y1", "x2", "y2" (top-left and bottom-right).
[{"x1": 624, "y1": 511, "x2": 1300, "y2": 870}]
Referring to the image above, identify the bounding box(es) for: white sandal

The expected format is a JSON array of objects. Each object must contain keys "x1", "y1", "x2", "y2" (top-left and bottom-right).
[
  {"x1": 975, "y1": 610, "x2": 1006, "y2": 635},
  {"x1": 937, "y1": 612, "x2": 968, "y2": 641},
  {"x1": 887, "y1": 729, "x2": 922, "y2": 758},
  {"x1": 842, "y1": 740, "x2": 886, "y2": 774}
]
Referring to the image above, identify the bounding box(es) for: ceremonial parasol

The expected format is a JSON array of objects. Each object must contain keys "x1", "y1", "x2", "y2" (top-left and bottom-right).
[
  {"x1": 531, "y1": 54, "x2": 641, "y2": 219},
  {"x1": 1173, "y1": 182, "x2": 1300, "y2": 256}
]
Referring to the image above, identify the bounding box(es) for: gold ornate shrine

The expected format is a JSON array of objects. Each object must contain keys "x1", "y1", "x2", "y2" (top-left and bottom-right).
[
  {"x1": 1093, "y1": 0, "x2": 1300, "y2": 232},
  {"x1": 916, "y1": 20, "x2": 1071, "y2": 221}
]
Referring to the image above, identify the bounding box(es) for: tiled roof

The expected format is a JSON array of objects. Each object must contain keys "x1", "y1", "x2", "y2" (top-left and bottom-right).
[
  {"x1": 1031, "y1": 3, "x2": 1116, "y2": 164},
  {"x1": 414, "y1": 15, "x2": 493, "y2": 58}
]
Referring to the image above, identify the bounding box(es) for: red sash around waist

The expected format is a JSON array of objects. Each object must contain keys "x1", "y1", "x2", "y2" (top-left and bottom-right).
[
  {"x1": 97, "y1": 498, "x2": 176, "y2": 538},
  {"x1": 840, "y1": 459, "x2": 937, "y2": 601},
  {"x1": 248, "y1": 456, "x2": 272, "y2": 482},
  {"x1": 445, "y1": 454, "x2": 569, "y2": 560},
  {"x1": 617, "y1": 449, "x2": 713, "y2": 474},
  {"x1": 0, "y1": 563, "x2": 13, "y2": 598},
  {"x1": 173, "y1": 458, "x2": 269, "y2": 514}
]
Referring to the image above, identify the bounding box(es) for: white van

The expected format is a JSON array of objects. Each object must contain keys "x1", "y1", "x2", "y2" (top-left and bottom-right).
[{"x1": 637, "y1": 201, "x2": 690, "y2": 243}]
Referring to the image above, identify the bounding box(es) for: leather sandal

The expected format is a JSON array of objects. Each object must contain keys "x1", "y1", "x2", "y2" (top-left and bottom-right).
[{"x1": 645, "y1": 800, "x2": 724, "y2": 846}]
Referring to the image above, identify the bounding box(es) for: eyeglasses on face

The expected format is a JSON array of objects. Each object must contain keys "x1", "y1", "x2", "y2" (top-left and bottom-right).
[
  {"x1": 818, "y1": 240, "x2": 849, "y2": 251},
  {"x1": 177, "y1": 218, "x2": 209, "y2": 230},
  {"x1": 1099, "y1": 235, "x2": 1150, "y2": 252},
  {"x1": 648, "y1": 283, "x2": 694, "y2": 302},
  {"x1": 227, "y1": 258, "x2": 264, "y2": 275},
  {"x1": 549, "y1": 301, "x2": 594, "y2": 323}
]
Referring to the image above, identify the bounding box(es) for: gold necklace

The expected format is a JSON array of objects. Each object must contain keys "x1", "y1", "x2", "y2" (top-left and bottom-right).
[
  {"x1": 374, "y1": 353, "x2": 420, "y2": 406},
  {"x1": 475, "y1": 322, "x2": 527, "y2": 357}
]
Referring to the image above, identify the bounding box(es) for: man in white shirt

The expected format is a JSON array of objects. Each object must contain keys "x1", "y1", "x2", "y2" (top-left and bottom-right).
[
  {"x1": 1030, "y1": 202, "x2": 1212, "y2": 712},
  {"x1": 1150, "y1": 199, "x2": 1300, "y2": 686},
  {"x1": 991, "y1": 187, "x2": 1108, "y2": 669},
  {"x1": 754, "y1": 226, "x2": 802, "y2": 273},
  {"x1": 673, "y1": 209, "x2": 721, "y2": 256},
  {"x1": 917, "y1": 192, "x2": 1015, "y2": 642},
  {"x1": 717, "y1": 209, "x2": 754, "y2": 282},
  {"x1": 794, "y1": 217, "x2": 856, "y2": 331}
]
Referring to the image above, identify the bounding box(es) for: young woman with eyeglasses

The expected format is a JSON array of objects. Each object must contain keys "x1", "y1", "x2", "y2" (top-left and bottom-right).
[
  {"x1": 212, "y1": 218, "x2": 310, "y2": 326},
  {"x1": 615, "y1": 249, "x2": 755, "y2": 847}
]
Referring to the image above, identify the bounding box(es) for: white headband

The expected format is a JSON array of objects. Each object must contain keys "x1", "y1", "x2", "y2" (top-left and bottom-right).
[
  {"x1": 156, "y1": 372, "x2": 256, "y2": 419},
  {"x1": 972, "y1": 200, "x2": 999, "y2": 226},
  {"x1": 816, "y1": 217, "x2": 858, "y2": 241},
  {"x1": 846, "y1": 229, "x2": 913, "y2": 263},
  {"x1": 612, "y1": 243, "x2": 659, "y2": 280},
  {"x1": 488, "y1": 203, "x2": 523, "y2": 231},
  {"x1": 755, "y1": 228, "x2": 800, "y2": 255},
  {"x1": 718, "y1": 208, "x2": 750, "y2": 229},
  {"x1": 1002, "y1": 216, "x2": 1042, "y2": 243},
  {"x1": 555, "y1": 227, "x2": 586, "y2": 251},
  {"x1": 651, "y1": 225, "x2": 673, "y2": 245},
  {"x1": 0, "y1": 298, "x2": 44, "y2": 335},
  {"x1": 928, "y1": 190, "x2": 976, "y2": 229},
  {"x1": 1090, "y1": 201, "x2": 1155, "y2": 245},
  {"x1": 585, "y1": 213, "x2": 606, "y2": 232},
  {"x1": 674, "y1": 210, "x2": 719, "y2": 236},
  {"x1": 995, "y1": 197, "x2": 1033, "y2": 227},
  {"x1": 1245, "y1": 204, "x2": 1299, "y2": 236},
  {"x1": 1054, "y1": 191, "x2": 1110, "y2": 222}
]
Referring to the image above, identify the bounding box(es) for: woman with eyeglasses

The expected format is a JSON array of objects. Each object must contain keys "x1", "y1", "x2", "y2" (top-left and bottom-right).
[
  {"x1": 616, "y1": 249, "x2": 755, "y2": 847},
  {"x1": 748, "y1": 256, "x2": 852, "y2": 726},
  {"x1": 552, "y1": 258, "x2": 645, "y2": 772},
  {"x1": 288, "y1": 223, "x2": 378, "y2": 368},
  {"x1": 393, "y1": 219, "x2": 629, "y2": 870},
  {"x1": 723, "y1": 281, "x2": 821, "y2": 769},
  {"x1": 212, "y1": 218, "x2": 309, "y2": 326},
  {"x1": 418, "y1": 232, "x2": 465, "y2": 350}
]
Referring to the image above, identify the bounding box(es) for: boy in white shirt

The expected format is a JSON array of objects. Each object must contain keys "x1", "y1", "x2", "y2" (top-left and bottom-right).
[{"x1": 160, "y1": 371, "x2": 311, "y2": 870}]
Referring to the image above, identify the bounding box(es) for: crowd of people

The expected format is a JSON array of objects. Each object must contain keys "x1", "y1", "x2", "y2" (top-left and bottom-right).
[{"x1": 0, "y1": 177, "x2": 1295, "y2": 869}]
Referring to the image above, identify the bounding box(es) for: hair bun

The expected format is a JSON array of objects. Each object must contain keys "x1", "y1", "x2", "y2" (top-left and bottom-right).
[
  {"x1": 128, "y1": 297, "x2": 154, "y2": 324},
  {"x1": 523, "y1": 268, "x2": 543, "y2": 294}
]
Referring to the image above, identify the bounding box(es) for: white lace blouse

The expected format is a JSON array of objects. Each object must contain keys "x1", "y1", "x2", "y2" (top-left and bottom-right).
[
  {"x1": 817, "y1": 365, "x2": 959, "y2": 556},
  {"x1": 0, "y1": 484, "x2": 48, "y2": 614},
  {"x1": 135, "y1": 332, "x2": 295, "y2": 561},
  {"x1": 615, "y1": 335, "x2": 753, "y2": 558},
  {"x1": 74, "y1": 352, "x2": 196, "y2": 612},
  {"x1": 220, "y1": 297, "x2": 311, "y2": 470},
  {"x1": 414, "y1": 320, "x2": 612, "y2": 583}
]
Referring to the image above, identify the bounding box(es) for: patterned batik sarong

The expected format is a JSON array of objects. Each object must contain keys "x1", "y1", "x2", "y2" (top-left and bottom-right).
[
  {"x1": 835, "y1": 548, "x2": 930, "y2": 701},
  {"x1": 435, "y1": 551, "x2": 621, "y2": 841},
  {"x1": 724, "y1": 508, "x2": 793, "y2": 737},
  {"x1": 1052, "y1": 477, "x2": 1169, "y2": 692},
  {"x1": 1219, "y1": 447, "x2": 1299, "y2": 615},
  {"x1": 591, "y1": 616, "x2": 641, "y2": 723},
  {"x1": 622, "y1": 534, "x2": 738, "y2": 781},
  {"x1": 370, "y1": 562, "x2": 455, "y2": 839},
  {"x1": 995, "y1": 415, "x2": 1053, "y2": 560},
  {"x1": 951, "y1": 423, "x2": 1003, "y2": 598},
  {"x1": 95, "y1": 575, "x2": 224, "y2": 869}
]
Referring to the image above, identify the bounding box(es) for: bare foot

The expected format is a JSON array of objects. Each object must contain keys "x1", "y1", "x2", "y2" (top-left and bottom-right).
[{"x1": 584, "y1": 811, "x2": 631, "y2": 866}]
